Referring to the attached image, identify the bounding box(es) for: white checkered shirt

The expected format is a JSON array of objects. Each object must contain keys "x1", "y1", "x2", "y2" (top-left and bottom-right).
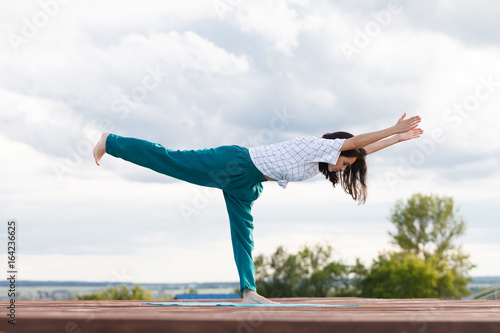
[{"x1": 248, "y1": 136, "x2": 345, "y2": 189}]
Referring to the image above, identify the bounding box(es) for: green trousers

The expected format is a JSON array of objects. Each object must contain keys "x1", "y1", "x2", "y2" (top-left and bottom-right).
[{"x1": 105, "y1": 134, "x2": 267, "y2": 292}]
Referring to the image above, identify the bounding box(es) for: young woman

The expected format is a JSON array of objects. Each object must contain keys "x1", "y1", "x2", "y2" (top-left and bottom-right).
[{"x1": 93, "y1": 113, "x2": 422, "y2": 304}]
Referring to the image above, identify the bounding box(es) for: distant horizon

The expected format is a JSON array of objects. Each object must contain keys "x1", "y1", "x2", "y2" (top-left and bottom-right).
[
  {"x1": 0, "y1": 279, "x2": 240, "y2": 286},
  {"x1": 2, "y1": 276, "x2": 500, "y2": 286}
]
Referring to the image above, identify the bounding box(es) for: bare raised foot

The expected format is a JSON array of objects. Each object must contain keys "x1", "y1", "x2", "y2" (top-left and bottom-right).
[
  {"x1": 242, "y1": 289, "x2": 277, "y2": 304},
  {"x1": 93, "y1": 133, "x2": 110, "y2": 166}
]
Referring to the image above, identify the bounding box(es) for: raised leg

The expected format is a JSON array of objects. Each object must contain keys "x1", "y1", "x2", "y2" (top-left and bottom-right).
[{"x1": 98, "y1": 134, "x2": 229, "y2": 188}]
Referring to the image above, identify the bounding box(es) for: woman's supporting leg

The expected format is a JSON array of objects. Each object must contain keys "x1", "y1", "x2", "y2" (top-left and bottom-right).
[
  {"x1": 222, "y1": 191, "x2": 275, "y2": 304},
  {"x1": 223, "y1": 192, "x2": 256, "y2": 292}
]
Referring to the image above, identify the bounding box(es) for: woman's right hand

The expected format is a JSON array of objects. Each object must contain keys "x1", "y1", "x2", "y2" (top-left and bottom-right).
[{"x1": 398, "y1": 127, "x2": 424, "y2": 142}]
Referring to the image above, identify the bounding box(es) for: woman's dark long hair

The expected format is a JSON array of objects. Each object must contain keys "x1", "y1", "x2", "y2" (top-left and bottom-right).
[{"x1": 318, "y1": 132, "x2": 367, "y2": 204}]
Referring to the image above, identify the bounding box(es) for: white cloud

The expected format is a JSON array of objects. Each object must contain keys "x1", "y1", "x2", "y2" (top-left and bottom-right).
[
  {"x1": 0, "y1": 88, "x2": 85, "y2": 154},
  {"x1": 104, "y1": 31, "x2": 249, "y2": 77},
  {"x1": 306, "y1": 88, "x2": 337, "y2": 109},
  {"x1": 465, "y1": 243, "x2": 500, "y2": 276},
  {"x1": 0, "y1": 28, "x2": 252, "y2": 161},
  {"x1": 234, "y1": 0, "x2": 324, "y2": 55}
]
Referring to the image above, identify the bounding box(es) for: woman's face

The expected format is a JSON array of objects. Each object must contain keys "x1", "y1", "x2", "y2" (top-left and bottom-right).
[{"x1": 328, "y1": 156, "x2": 357, "y2": 172}]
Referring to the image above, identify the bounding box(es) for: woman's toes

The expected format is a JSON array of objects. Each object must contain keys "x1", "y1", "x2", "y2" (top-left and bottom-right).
[{"x1": 93, "y1": 133, "x2": 110, "y2": 166}]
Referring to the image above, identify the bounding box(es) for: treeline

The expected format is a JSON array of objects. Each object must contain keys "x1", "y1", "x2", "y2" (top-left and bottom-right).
[{"x1": 255, "y1": 193, "x2": 474, "y2": 299}]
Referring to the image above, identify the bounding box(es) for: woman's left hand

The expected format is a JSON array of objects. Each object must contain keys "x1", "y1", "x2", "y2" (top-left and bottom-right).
[{"x1": 398, "y1": 127, "x2": 424, "y2": 142}]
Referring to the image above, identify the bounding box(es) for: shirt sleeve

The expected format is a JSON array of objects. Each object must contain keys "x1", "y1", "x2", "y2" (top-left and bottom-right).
[{"x1": 306, "y1": 137, "x2": 345, "y2": 164}]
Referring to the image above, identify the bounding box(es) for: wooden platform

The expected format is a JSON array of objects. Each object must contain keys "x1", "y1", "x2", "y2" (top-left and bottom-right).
[{"x1": 2, "y1": 297, "x2": 500, "y2": 333}]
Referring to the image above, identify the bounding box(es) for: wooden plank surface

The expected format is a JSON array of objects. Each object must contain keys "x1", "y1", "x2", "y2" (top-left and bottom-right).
[{"x1": 2, "y1": 297, "x2": 500, "y2": 333}]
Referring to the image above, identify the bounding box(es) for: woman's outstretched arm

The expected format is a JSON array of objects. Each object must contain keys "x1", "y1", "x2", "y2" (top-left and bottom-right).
[
  {"x1": 340, "y1": 113, "x2": 421, "y2": 151},
  {"x1": 364, "y1": 127, "x2": 424, "y2": 155}
]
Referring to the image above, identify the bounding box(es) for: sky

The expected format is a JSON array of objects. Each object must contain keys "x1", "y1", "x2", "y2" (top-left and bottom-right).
[{"x1": 0, "y1": 0, "x2": 499, "y2": 285}]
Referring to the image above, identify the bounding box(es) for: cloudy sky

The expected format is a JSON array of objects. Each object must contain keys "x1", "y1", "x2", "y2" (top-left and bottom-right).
[{"x1": 0, "y1": 0, "x2": 499, "y2": 285}]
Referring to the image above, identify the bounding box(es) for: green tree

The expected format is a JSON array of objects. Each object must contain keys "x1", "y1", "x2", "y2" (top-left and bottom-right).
[
  {"x1": 360, "y1": 253, "x2": 465, "y2": 298},
  {"x1": 255, "y1": 246, "x2": 303, "y2": 297},
  {"x1": 76, "y1": 284, "x2": 152, "y2": 300},
  {"x1": 255, "y1": 242, "x2": 364, "y2": 297},
  {"x1": 255, "y1": 194, "x2": 474, "y2": 299},
  {"x1": 389, "y1": 194, "x2": 470, "y2": 263},
  {"x1": 370, "y1": 193, "x2": 474, "y2": 299}
]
